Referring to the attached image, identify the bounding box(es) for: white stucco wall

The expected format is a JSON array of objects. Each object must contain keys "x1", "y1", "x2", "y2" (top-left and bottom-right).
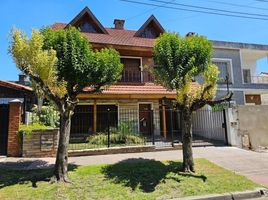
[{"x1": 227, "y1": 105, "x2": 268, "y2": 151}]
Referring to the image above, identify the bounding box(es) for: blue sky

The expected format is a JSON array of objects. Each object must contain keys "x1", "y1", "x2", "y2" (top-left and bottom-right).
[{"x1": 1, "y1": 0, "x2": 268, "y2": 80}]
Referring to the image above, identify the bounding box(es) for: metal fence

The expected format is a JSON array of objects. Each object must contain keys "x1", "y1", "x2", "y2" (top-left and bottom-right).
[
  {"x1": 69, "y1": 107, "x2": 227, "y2": 150},
  {"x1": 25, "y1": 110, "x2": 59, "y2": 127}
]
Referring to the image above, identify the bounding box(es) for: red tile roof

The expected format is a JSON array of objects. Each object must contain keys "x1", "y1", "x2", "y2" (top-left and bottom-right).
[
  {"x1": 0, "y1": 80, "x2": 33, "y2": 92},
  {"x1": 51, "y1": 22, "x2": 66, "y2": 30},
  {"x1": 83, "y1": 83, "x2": 176, "y2": 95},
  {"x1": 51, "y1": 23, "x2": 155, "y2": 48}
]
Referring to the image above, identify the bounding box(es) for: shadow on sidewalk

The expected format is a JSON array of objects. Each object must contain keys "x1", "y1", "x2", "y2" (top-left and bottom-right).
[{"x1": 101, "y1": 158, "x2": 206, "y2": 193}]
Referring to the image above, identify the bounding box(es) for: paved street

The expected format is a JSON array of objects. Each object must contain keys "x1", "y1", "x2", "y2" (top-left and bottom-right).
[{"x1": 1, "y1": 147, "x2": 268, "y2": 186}]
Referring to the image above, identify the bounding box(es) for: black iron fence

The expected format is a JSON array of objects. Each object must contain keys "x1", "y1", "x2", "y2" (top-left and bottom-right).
[{"x1": 69, "y1": 107, "x2": 227, "y2": 150}]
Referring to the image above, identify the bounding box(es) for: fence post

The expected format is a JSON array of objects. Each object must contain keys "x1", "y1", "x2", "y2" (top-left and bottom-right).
[
  {"x1": 169, "y1": 109, "x2": 174, "y2": 147},
  {"x1": 223, "y1": 109, "x2": 229, "y2": 145},
  {"x1": 150, "y1": 109, "x2": 155, "y2": 145},
  {"x1": 107, "y1": 108, "x2": 110, "y2": 148}
]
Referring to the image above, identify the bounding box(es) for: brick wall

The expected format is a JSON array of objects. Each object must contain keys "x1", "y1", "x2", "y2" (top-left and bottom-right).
[
  {"x1": 7, "y1": 100, "x2": 22, "y2": 156},
  {"x1": 22, "y1": 129, "x2": 59, "y2": 157}
]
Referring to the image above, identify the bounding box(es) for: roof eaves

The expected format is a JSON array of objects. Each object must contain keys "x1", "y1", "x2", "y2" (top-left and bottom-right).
[
  {"x1": 0, "y1": 80, "x2": 33, "y2": 92},
  {"x1": 212, "y1": 40, "x2": 268, "y2": 51}
]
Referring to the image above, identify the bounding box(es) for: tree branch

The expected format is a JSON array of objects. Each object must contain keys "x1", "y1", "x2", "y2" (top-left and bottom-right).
[
  {"x1": 190, "y1": 92, "x2": 233, "y2": 111},
  {"x1": 206, "y1": 92, "x2": 233, "y2": 106},
  {"x1": 23, "y1": 68, "x2": 63, "y2": 111}
]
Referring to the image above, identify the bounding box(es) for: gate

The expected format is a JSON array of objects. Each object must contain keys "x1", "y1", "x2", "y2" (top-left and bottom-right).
[
  {"x1": 192, "y1": 108, "x2": 227, "y2": 146},
  {"x1": 0, "y1": 104, "x2": 9, "y2": 155}
]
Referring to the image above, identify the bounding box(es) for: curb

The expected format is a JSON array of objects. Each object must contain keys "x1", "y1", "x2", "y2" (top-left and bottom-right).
[{"x1": 172, "y1": 188, "x2": 268, "y2": 200}]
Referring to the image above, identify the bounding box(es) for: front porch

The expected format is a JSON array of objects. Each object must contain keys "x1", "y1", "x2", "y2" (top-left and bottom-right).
[{"x1": 70, "y1": 98, "x2": 227, "y2": 150}]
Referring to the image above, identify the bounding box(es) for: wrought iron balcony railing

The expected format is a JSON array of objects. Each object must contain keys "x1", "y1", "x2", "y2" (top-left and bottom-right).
[{"x1": 120, "y1": 70, "x2": 154, "y2": 83}]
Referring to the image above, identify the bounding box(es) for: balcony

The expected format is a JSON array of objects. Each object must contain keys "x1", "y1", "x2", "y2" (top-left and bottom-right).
[
  {"x1": 244, "y1": 76, "x2": 268, "y2": 84},
  {"x1": 119, "y1": 70, "x2": 154, "y2": 83}
]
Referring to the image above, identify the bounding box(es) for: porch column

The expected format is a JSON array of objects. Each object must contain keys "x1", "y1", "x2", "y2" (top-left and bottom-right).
[
  {"x1": 162, "y1": 105, "x2": 167, "y2": 139},
  {"x1": 7, "y1": 99, "x2": 22, "y2": 157},
  {"x1": 93, "y1": 99, "x2": 97, "y2": 133}
]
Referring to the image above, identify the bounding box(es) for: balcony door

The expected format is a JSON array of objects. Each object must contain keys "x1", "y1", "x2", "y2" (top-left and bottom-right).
[{"x1": 120, "y1": 58, "x2": 141, "y2": 82}]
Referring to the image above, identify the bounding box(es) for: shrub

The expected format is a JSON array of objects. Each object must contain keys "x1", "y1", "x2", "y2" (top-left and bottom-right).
[
  {"x1": 30, "y1": 104, "x2": 59, "y2": 127},
  {"x1": 18, "y1": 123, "x2": 52, "y2": 136},
  {"x1": 87, "y1": 132, "x2": 145, "y2": 146}
]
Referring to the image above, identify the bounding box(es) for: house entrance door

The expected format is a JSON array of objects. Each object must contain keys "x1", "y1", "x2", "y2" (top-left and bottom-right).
[
  {"x1": 139, "y1": 104, "x2": 152, "y2": 136},
  {"x1": 0, "y1": 104, "x2": 9, "y2": 155}
]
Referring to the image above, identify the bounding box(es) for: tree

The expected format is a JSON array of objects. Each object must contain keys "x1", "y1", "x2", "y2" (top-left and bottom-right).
[
  {"x1": 153, "y1": 33, "x2": 232, "y2": 172},
  {"x1": 10, "y1": 27, "x2": 123, "y2": 182}
]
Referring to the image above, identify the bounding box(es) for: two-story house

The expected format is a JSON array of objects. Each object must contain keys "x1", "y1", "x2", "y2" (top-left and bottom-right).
[{"x1": 51, "y1": 7, "x2": 268, "y2": 140}]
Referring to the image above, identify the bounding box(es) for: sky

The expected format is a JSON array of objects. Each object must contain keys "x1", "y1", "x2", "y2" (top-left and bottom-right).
[{"x1": 1, "y1": 0, "x2": 268, "y2": 80}]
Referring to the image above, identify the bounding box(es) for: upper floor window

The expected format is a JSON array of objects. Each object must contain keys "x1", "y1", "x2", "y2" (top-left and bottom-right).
[
  {"x1": 212, "y1": 59, "x2": 233, "y2": 84},
  {"x1": 78, "y1": 21, "x2": 97, "y2": 33},
  {"x1": 243, "y1": 69, "x2": 251, "y2": 83},
  {"x1": 140, "y1": 26, "x2": 158, "y2": 38}
]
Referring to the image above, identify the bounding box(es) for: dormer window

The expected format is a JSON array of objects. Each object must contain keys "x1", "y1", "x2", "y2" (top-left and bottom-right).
[
  {"x1": 140, "y1": 24, "x2": 159, "y2": 38},
  {"x1": 78, "y1": 21, "x2": 97, "y2": 33},
  {"x1": 68, "y1": 7, "x2": 108, "y2": 34},
  {"x1": 135, "y1": 15, "x2": 165, "y2": 39}
]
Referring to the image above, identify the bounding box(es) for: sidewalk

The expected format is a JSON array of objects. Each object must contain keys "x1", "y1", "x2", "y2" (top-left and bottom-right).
[{"x1": 1, "y1": 146, "x2": 268, "y2": 186}]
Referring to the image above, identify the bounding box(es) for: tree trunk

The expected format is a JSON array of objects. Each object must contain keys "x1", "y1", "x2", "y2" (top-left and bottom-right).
[
  {"x1": 182, "y1": 111, "x2": 195, "y2": 172},
  {"x1": 53, "y1": 109, "x2": 72, "y2": 182}
]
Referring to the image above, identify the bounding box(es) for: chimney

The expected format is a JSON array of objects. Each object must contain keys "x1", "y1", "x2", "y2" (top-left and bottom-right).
[
  {"x1": 186, "y1": 32, "x2": 197, "y2": 37},
  {"x1": 18, "y1": 74, "x2": 26, "y2": 85},
  {"x1": 114, "y1": 19, "x2": 125, "y2": 30}
]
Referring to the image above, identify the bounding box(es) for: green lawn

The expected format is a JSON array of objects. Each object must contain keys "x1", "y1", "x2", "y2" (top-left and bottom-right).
[{"x1": 0, "y1": 159, "x2": 260, "y2": 200}]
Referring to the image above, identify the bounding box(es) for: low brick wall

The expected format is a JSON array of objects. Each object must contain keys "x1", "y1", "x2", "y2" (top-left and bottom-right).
[
  {"x1": 69, "y1": 145, "x2": 156, "y2": 157},
  {"x1": 22, "y1": 129, "x2": 59, "y2": 157}
]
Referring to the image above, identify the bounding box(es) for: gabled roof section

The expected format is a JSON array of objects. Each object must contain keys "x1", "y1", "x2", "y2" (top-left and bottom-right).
[
  {"x1": 134, "y1": 15, "x2": 165, "y2": 38},
  {"x1": 0, "y1": 80, "x2": 33, "y2": 92},
  {"x1": 68, "y1": 6, "x2": 108, "y2": 34}
]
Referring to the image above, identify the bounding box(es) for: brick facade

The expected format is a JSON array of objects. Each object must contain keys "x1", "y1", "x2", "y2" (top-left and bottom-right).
[{"x1": 7, "y1": 100, "x2": 22, "y2": 156}]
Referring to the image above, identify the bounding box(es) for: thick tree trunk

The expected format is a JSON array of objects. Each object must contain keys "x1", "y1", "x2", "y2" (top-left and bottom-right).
[
  {"x1": 182, "y1": 111, "x2": 195, "y2": 172},
  {"x1": 53, "y1": 109, "x2": 72, "y2": 182}
]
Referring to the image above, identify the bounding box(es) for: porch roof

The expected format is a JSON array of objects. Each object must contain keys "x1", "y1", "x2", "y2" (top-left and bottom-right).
[
  {"x1": 83, "y1": 83, "x2": 176, "y2": 95},
  {"x1": 0, "y1": 80, "x2": 33, "y2": 92}
]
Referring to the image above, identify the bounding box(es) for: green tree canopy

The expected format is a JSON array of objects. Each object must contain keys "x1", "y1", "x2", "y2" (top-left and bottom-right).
[
  {"x1": 154, "y1": 33, "x2": 213, "y2": 90},
  {"x1": 41, "y1": 27, "x2": 123, "y2": 96}
]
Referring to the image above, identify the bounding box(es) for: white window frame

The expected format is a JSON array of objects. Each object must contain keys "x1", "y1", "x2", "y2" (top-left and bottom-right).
[{"x1": 212, "y1": 58, "x2": 234, "y2": 84}]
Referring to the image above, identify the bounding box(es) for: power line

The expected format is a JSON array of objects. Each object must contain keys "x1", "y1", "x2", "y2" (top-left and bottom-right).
[
  {"x1": 148, "y1": 0, "x2": 268, "y2": 18},
  {"x1": 120, "y1": 0, "x2": 268, "y2": 21},
  {"x1": 197, "y1": 0, "x2": 268, "y2": 11},
  {"x1": 126, "y1": 0, "x2": 175, "y2": 21},
  {"x1": 255, "y1": 0, "x2": 268, "y2": 2}
]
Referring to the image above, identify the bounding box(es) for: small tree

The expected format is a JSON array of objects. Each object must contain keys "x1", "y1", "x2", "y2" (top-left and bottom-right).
[
  {"x1": 153, "y1": 33, "x2": 232, "y2": 172},
  {"x1": 10, "y1": 27, "x2": 123, "y2": 182}
]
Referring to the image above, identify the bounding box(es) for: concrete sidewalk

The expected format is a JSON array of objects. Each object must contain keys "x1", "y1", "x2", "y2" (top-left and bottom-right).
[{"x1": 1, "y1": 146, "x2": 268, "y2": 186}]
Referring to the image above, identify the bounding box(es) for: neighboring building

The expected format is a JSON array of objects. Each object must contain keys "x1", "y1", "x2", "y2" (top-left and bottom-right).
[
  {"x1": 0, "y1": 75, "x2": 35, "y2": 118},
  {"x1": 50, "y1": 7, "x2": 268, "y2": 137}
]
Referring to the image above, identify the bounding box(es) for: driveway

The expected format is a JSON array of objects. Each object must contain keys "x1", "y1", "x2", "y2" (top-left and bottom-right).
[{"x1": 1, "y1": 147, "x2": 268, "y2": 186}]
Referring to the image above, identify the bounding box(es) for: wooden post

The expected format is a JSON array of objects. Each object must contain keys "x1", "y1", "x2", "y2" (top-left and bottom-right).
[
  {"x1": 162, "y1": 105, "x2": 167, "y2": 139},
  {"x1": 93, "y1": 99, "x2": 97, "y2": 133}
]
